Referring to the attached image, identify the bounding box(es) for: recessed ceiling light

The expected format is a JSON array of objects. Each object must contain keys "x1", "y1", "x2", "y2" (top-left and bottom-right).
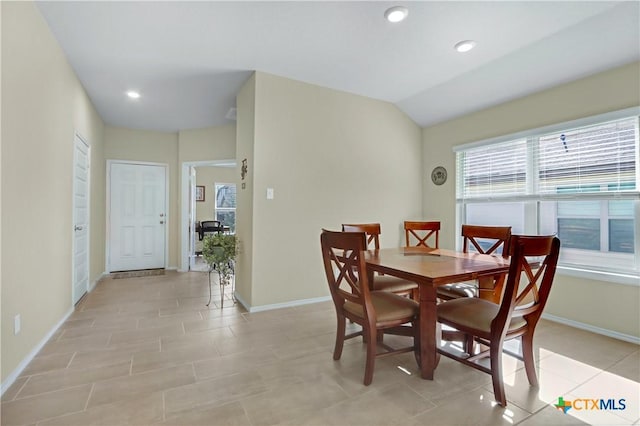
[
  {"x1": 385, "y1": 6, "x2": 408, "y2": 23},
  {"x1": 126, "y1": 90, "x2": 141, "y2": 99},
  {"x1": 454, "y1": 40, "x2": 477, "y2": 53}
]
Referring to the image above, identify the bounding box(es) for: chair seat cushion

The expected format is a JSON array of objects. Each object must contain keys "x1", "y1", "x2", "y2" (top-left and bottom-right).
[
  {"x1": 372, "y1": 275, "x2": 418, "y2": 293},
  {"x1": 437, "y1": 297, "x2": 527, "y2": 334},
  {"x1": 437, "y1": 282, "x2": 477, "y2": 299},
  {"x1": 345, "y1": 292, "x2": 419, "y2": 323}
]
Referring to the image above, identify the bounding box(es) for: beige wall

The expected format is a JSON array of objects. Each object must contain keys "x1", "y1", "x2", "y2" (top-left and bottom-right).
[
  {"x1": 235, "y1": 74, "x2": 256, "y2": 305},
  {"x1": 239, "y1": 72, "x2": 423, "y2": 308},
  {"x1": 178, "y1": 125, "x2": 236, "y2": 163},
  {"x1": 1, "y1": 1, "x2": 105, "y2": 381},
  {"x1": 422, "y1": 61, "x2": 640, "y2": 339},
  {"x1": 194, "y1": 166, "x2": 237, "y2": 222}
]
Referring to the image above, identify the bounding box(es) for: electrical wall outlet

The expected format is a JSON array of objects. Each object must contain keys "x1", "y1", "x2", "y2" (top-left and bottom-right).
[{"x1": 14, "y1": 314, "x2": 21, "y2": 335}]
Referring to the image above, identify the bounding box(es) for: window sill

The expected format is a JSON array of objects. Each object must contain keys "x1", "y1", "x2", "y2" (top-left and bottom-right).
[{"x1": 557, "y1": 266, "x2": 640, "y2": 286}]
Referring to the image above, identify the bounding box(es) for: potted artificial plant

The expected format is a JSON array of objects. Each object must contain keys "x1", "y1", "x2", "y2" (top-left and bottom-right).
[{"x1": 202, "y1": 232, "x2": 238, "y2": 308}]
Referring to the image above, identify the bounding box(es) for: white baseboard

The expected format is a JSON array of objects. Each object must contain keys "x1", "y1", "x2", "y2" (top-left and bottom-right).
[
  {"x1": 233, "y1": 292, "x2": 250, "y2": 312},
  {"x1": 89, "y1": 272, "x2": 109, "y2": 292},
  {"x1": 542, "y1": 313, "x2": 640, "y2": 345},
  {"x1": 1, "y1": 307, "x2": 74, "y2": 396},
  {"x1": 236, "y1": 294, "x2": 332, "y2": 313}
]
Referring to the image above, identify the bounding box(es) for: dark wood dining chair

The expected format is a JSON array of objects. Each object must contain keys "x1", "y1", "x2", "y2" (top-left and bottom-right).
[
  {"x1": 200, "y1": 220, "x2": 223, "y2": 240},
  {"x1": 342, "y1": 223, "x2": 418, "y2": 298},
  {"x1": 437, "y1": 225, "x2": 512, "y2": 301},
  {"x1": 437, "y1": 235, "x2": 561, "y2": 406},
  {"x1": 320, "y1": 229, "x2": 420, "y2": 385},
  {"x1": 404, "y1": 221, "x2": 440, "y2": 248}
]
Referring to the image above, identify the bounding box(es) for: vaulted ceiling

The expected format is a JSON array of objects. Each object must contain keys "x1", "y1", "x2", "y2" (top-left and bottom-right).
[{"x1": 36, "y1": 1, "x2": 640, "y2": 132}]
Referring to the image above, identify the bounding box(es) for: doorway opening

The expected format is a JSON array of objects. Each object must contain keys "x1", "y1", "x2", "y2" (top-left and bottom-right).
[{"x1": 180, "y1": 160, "x2": 236, "y2": 272}]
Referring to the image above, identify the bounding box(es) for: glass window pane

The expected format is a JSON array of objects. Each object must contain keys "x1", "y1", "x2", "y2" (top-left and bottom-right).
[
  {"x1": 215, "y1": 184, "x2": 236, "y2": 208},
  {"x1": 557, "y1": 200, "x2": 600, "y2": 217},
  {"x1": 608, "y1": 199, "x2": 634, "y2": 217},
  {"x1": 609, "y1": 219, "x2": 634, "y2": 253},
  {"x1": 465, "y1": 202, "x2": 526, "y2": 234},
  {"x1": 215, "y1": 210, "x2": 236, "y2": 232},
  {"x1": 557, "y1": 218, "x2": 600, "y2": 250}
]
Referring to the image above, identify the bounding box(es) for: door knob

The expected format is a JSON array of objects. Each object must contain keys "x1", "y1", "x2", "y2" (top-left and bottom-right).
[
  {"x1": 160, "y1": 221, "x2": 165, "y2": 224},
  {"x1": 74, "y1": 225, "x2": 83, "y2": 231},
  {"x1": 160, "y1": 213, "x2": 164, "y2": 217}
]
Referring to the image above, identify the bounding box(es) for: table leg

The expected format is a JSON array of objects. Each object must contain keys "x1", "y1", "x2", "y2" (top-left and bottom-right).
[
  {"x1": 477, "y1": 274, "x2": 504, "y2": 303},
  {"x1": 418, "y1": 283, "x2": 437, "y2": 379}
]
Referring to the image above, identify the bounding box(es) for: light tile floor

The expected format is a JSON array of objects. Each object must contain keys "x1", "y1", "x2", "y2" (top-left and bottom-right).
[{"x1": 1, "y1": 271, "x2": 638, "y2": 425}]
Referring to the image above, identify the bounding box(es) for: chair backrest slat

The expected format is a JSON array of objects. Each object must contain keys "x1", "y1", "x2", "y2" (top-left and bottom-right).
[
  {"x1": 462, "y1": 225, "x2": 512, "y2": 255},
  {"x1": 321, "y1": 230, "x2": 372, "y2": 314},
  {"x1": 404, "y1": 221, "x2": 440, "y2": 248},
  {"x1": 494, "y1": 235, "x2": 560, "y2": 333},
  {"x1": 342, "y1": 223, "x2": 381, "y2": 250}
]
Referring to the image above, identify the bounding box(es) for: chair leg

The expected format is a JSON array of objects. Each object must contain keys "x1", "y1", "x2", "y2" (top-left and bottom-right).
[
  {"x1": 333, "y1": 315, "x2": 346, "y2": 360},
  {"x1": 521, "y1": 333, "x2": 539, "y2": 387},
  {"x1": 464, "y1": 333, "x2": 475, "y2": 355},
  {"x1": 490, "y1": 342, "x2": 507, "y2": 406},
  {"x1": 363, "y1": 326, "x2": 377, "y2": 386}
]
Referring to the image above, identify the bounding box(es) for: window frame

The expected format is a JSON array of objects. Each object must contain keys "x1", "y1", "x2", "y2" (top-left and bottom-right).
[{"x1": 454, "y1": 107, "x2": 640, "y2": 283}]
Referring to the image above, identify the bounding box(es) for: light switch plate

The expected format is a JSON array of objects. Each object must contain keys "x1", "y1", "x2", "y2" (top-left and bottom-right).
[{"x1": 266, "y1": 188, "x2": 274, "y2": 199}]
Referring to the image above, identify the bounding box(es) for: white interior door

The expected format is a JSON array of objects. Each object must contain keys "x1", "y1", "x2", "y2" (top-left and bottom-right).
[
  {"x1": 109, "y1": 162, "x2": 166, "y2": 271},
  {"x1": 73, "y1": 135, "x2": 90, "y2": 304}
]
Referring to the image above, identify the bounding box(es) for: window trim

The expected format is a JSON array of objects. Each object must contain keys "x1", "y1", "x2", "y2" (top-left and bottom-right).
[
  {"x1": 557, "y1": 266, "x2": 640, "y2": 286},
  {"x1": 453, "y1": 106, "x2": 640, "y2": 153},
  {"x1": 453, "y1": 107, "x2": 640, "y2": 282}
]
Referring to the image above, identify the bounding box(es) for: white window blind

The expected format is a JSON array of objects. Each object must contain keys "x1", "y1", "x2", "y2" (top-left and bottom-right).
[
  {"x1": 537, "y1": 118, "x2": 638, "y2": 196},
  {"x1": 457, "y1": 139, "x2": 527, "y2": 199}
]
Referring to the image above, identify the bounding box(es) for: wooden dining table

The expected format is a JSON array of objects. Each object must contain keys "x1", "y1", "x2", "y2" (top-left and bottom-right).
[{"x1": 364, "y1": 246, "x2": 511, "y2": 380}]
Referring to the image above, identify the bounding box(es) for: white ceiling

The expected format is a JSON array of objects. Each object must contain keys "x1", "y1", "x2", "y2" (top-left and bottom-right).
[{"x1": 36, "y1": 1, "x2": 640, "y2": 132}]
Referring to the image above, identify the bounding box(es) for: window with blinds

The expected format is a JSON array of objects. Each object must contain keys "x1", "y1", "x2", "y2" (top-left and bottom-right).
[{"x1": 455, "y1": 111, "x2": 639, "y2": 276}]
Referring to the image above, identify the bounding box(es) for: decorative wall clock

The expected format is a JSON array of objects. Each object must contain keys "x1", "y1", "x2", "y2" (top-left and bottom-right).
[{"x1": 431, "y1": 166, "x2": 447, "y2": 185}]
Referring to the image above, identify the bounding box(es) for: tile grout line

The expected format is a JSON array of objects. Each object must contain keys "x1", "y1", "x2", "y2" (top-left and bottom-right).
[
  {"x1": 9, "y1": 375, "x2": 31, "y2": 402},
  {"x1": 84, "y1": 383, "x2": 95, "y2": 411},
  {"x1": 162, "y1": 390, "x2": 167, "y2": 422},
  {"x1": 241, "y1": 398, "x2": 254, "y2": 426},
  {"x1": 191, "y1": 362, "x2": 197, "y2": 381},
  {"x1": 66, "y1": 352, "x2": 78, "y2": 369}
]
